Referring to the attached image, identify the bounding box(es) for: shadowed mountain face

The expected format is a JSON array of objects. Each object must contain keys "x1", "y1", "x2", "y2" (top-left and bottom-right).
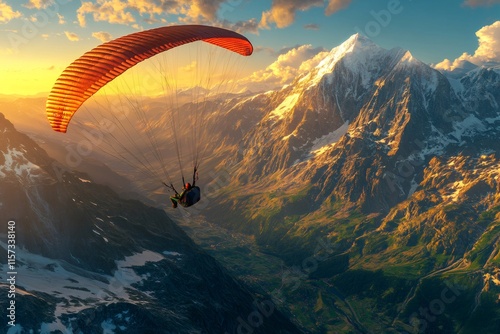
[{"x1": 0, "y1": 113, "x2": 303, "y2": 334}]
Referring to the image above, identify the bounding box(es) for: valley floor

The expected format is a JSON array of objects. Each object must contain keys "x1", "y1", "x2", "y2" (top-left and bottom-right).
[{"x1": 172, "y1": 213, "x2": 370, "y2": 334}]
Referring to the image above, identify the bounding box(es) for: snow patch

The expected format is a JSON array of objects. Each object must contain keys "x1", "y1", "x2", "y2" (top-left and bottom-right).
[
  {"x1": 408, "y1": 177, "x2": 419, "y2": 198},
  {"x1": 450, "y1": 114, "x2": 486, "y2": 142},
  {"x1": 163, "y1": 251, "x2": 182, "y2": 257},
  {"x1": 117, "y1": 250, "x2": 165, "y2": 268},
  {"x1": 0, "y1": 147, "x2": 42, "y2": 179},
  {"x1": 78, "y1": 177, "x2": 91, "y2": 183},
  {"x1": 422, "y1": 69, "x2": 439, "y2": 96},
  {"x1": 448, "y1": 77, "x2": 464, "y2": 94},
  {"x1": 102, "y1": 319, "x2": 117, "y2": 333},
  {"x1": 0, "y1": 242, "x2": 167, "y2": 332},
  {"x1": 310, "y1": 121, "x2": 349, "y2": 155},
  {"x1": 270, "y1": 93, "x2": 300, "y2": 119}
]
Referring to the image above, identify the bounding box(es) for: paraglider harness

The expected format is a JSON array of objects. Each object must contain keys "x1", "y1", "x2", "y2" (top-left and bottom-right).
[{"x1": 165, "y1": 167, "x2": 201, "y2": 208}]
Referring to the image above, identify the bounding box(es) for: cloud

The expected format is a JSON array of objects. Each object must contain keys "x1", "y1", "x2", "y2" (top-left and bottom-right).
[
  {"x1": 304, "y1": 23, "x2": 319, "y2": 30},
  {"x1": 24, "y1": 0, "x2": 53, "y2": 9},
  {"x1": 297, "y1": 47, "x2": 330, "y2": 72},
  {"x1": 183, "y1": 0, "x2": 226, "y2": 21},
  {"x1": 259, "y1": 0, "x2": 323, "y2": 29},
  {"x1": 259, "y1": 0, "x2": 353, "y2": 29},
  {"x1": 92, "y1": 31, "x2": 113, "y2": 42},
  {"x1": 74, "y1": 0, "x2": 353, "y2": 32},
  {"x1": 472, "y1": 21, "x2": 500, "y2": 62},
  {"x1": 462, "y1": 0, "x2": 500, "y2": 7},
  {"x1": 434, "y1": 21, "x2": 500, "y2": 69},
  {"x1": 64, "y1": 31, "x2": 80, "y2": 41},
  {"x1": 77, "y1": 0, "x2": 234, "y2": 27},
  {"x1": 229, "y1": 18, "x2": 260, "y2": 35},
  {"x1": 57, "y1": 13, "x2": 65, "y2": 24},
  {"x1": 241, "y1": 44, "x2": 328, "y2": 91},
  {"x1": 433, "y1": 57, "x2": 463, "y2": 71},
  {"x1": 0, "y1": 1, "x2": 22, "y2": 23},
  {"x1": 325, "y1": 0, "x2": 353, "y2": 15},
  {"x1": 78, "y1": 0, "x2": 135, "y2": 27}
]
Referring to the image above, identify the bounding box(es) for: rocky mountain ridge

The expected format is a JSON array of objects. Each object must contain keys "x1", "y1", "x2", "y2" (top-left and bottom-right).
[
  {"x1": 198, "y1": 34, "x2": 500, "y2": 333},
  {"x1": 206, "y1": 32, "x2": 499, "y2": 223}
]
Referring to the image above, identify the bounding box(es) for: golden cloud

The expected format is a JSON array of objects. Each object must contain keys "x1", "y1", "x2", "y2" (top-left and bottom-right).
[
  {"x1": 78, "y1": 0, "x2": 136, "y2": 27},
  {"x1": 64, "y1": 31, "x2": 80, "y2": 41},
  {"x1": 242, "y1": 44, "x2": 327, "y2": 91},
  {"x1": 434, "y1": 21, "x2": 500, "y2": 71},
  {"x1": 76, "y1": 0, "x2": 231, "y2": 27},
  {"x1": 259, "y1": 0, "x2": 353, "y2": 29},
  {"x1": 0, "y1": 1, "x2": 22, "y2": 24},
  {"x1": 24, "y1": 0, "x2": 53, "y2": 9},
  {"x1": 92, "y1": 31, "x2": 113, "y2": 42},
  {"x1": 325, "y1": 0, "x2": 352, "y2": 15},
  {"x1": 434, "y1": 21, "x2": 500, "y2": 69},
  {"x1": 473, "y1": 21, "x2": 500, "y2": 62},
  {"x1": 259, "y1": 0, "x2": 323, "y2": 29},
  {"x1": 57, "y1": 13, "x2": 65, "y2": 24}
]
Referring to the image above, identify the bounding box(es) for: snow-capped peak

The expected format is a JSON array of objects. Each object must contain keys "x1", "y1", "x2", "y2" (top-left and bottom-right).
[
  {"x1": 314, "y1": 33, "x2": 380, "y2": 77},
  {"x1": 310, "y1": 34, "x2": 409, "y2": 90}
]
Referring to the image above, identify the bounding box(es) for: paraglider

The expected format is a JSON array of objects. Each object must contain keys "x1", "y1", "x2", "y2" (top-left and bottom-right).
[
  {"x1": 46, "y1": 25, "x2": 253, "y2": 208},
  {"x1": 46, "y1": 25, "x2": 253, "y2": 133},
  {"x1": 166, "y1": 166, "x2": 200, "y2": 208},
  {"x1": 169, "y1": 182, "x2": 201, "y2": 209}
]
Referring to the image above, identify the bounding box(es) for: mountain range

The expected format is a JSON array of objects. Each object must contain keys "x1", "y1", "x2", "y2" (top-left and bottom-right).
[
  {"x1": 1, "y1": 33, "x2": 499, "y2": 333},
  {"x1": 200, "y1": 34, "x2": 500, "y2": 333}
]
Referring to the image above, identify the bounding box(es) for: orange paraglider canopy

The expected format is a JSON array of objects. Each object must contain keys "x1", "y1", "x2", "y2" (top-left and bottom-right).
[{"x1": 46, "y1": 25, "x2": 253, "y2": 133}]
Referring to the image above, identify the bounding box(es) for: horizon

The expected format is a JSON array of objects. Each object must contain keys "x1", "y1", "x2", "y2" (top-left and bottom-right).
[
  {"x1": 1, "y1": 29, "x2": 499, "y2": 99},
  {"x1": 0, "y1": 0, "x2": 499, "y2": 96}
]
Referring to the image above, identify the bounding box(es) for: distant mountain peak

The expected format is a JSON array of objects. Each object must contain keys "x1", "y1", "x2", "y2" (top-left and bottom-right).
[
  {"x1": 315, "y1": 33, "x2": 380, "y2": 73},
  {"x1": 310, "y1": 34, "x2": 410, "y2": 90},
  {"x1": 434, "y1": 59, "x2": 479, "y2": 79},
  {"x1": 343, "y1": 32, "x2": 375, "y2": 47}
]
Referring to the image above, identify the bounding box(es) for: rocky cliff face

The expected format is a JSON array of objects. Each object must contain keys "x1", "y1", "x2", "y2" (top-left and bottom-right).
[
  {"x1": 0, "y1": 113, "x2": 302, "y2": 334},
  {"x1": 221, "y1": 35, "x2": 499, "y2": 213}
]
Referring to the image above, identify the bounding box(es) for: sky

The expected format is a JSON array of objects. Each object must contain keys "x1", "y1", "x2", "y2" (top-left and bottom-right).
[{"x1": 0, "y1": 0, "x2": 500, "y2": 95}]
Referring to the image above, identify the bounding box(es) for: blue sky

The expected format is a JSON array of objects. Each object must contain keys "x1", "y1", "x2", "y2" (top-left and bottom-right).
[{"x1": 1, "y1": 0, "x2": 499, "y2": 94}]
